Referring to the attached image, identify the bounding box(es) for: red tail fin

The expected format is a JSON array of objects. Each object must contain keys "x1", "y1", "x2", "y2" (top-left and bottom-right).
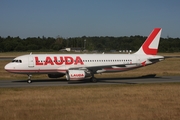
[{"x1": 135, "y1": 28, "x2": 162, "y2": 55}]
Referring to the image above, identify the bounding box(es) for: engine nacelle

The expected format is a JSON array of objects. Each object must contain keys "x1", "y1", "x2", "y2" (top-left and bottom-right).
[
  {"x1": 66, "y1": 70, "x2": 87, "y2": 80},
  {"x1": 48, "y1": 73, "x2": 65, "y2": 78}
]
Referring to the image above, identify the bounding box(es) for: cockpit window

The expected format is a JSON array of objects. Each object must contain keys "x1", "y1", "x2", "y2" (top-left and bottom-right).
[{"x1": 11, "y1": 59, "x2": 22, "y2": 63}]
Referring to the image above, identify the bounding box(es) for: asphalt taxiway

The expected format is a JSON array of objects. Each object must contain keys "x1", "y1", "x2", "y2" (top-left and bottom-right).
[{"x1": 0, "y1": 75, "x2": 180, "y2": 88}]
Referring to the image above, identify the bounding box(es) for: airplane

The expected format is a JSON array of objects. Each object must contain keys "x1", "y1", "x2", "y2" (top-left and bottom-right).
[{"x1": 4, "y1": 28, "x2": 164, "y2": 83}]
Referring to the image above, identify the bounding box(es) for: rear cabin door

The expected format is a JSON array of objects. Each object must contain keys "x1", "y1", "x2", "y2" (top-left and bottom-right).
[
  {"x1": 135, "y1": 55, "x2": 141, "y2": 66},
  {"x1": 28, "y1": 55, "x2": 34, "y2": 67}
]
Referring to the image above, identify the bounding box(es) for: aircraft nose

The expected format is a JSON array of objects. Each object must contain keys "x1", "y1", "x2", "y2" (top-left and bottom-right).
[
  {"x1": 4, "y1": 63, "x2": 12, "y2": 71},
  {"x1": 4, "y1": 64, "x2": 9, "y2": 70}
]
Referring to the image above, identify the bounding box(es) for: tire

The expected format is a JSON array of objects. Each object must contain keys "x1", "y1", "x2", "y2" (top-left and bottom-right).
[
  {"x1": 91, "y1": 77, "x2": 97, "y2": 83},
  {"x1": 27, "y1": 79, "x2": 32, "y2": 83}
]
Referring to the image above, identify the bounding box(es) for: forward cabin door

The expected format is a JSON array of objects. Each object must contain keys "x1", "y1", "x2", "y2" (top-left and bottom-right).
[{"x1": 28, "y1": 55, "x2": 34, "y2": 67}]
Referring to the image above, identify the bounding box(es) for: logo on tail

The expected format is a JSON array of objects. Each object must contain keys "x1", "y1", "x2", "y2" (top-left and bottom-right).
[{"x1": 135, "y1": 28, "x2": 162, "y2": 55}]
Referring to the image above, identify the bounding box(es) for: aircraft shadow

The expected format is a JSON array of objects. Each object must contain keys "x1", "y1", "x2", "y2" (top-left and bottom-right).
[
  {"x1": 13, "y1": 79, "x2": 67, "y2": 83},
  {"x1": 98, "y1": 74, "x2": 159, "y2": 80},
  {"x1": 95, "y1": 74, "x2": 161, "y2": 84},
  {"x1": 13, "y1": 74, "x2": 162, "y2": 85},
  {"x1": 64, "y1": 74, "x2": 162, "y2": 84}
]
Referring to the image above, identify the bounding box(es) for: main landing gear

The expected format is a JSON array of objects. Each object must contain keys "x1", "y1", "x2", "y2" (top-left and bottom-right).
[
  {"x1": 90, "y1": 77, "x2": 97, "y2": 82},
  {"x1": 27, "y1": 74, "x2": 32, "y2": 83},
  {"x1": 90, "y1": 74, "x2": 98, "y2": 83}
]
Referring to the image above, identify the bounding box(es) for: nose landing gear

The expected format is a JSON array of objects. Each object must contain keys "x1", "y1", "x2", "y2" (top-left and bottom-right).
[{"x1": 27, "y1": 74, "x2": 32, "y2": 83}]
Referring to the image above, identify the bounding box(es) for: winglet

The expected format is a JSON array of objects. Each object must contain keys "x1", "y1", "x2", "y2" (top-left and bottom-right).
[{"x1": 134, "y1": 28, "x2": 162, "y2": 55}]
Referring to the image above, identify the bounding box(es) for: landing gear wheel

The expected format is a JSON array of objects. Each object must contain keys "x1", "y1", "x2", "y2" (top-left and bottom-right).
[
  {"x1": 90, "y1": 77, "x2": 97, "y2": 83},
  {"x1": 27, "y1": 79, "x2": 32, "y2": 83}
]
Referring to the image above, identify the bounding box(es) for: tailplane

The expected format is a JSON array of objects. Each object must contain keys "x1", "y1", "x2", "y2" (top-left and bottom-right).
[{"x1": 134, "y1": 28, "x2": 162, "y2": 55}]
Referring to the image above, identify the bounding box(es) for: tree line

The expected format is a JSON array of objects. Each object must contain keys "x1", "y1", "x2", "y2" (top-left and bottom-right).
[{"x1": 0, "y1": 35, "x2": 180, "y2": 52}]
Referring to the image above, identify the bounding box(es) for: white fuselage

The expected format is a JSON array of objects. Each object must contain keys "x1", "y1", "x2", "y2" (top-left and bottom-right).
[{"x1": 4, "y1": 53, "x2": 164, "y2": 75}]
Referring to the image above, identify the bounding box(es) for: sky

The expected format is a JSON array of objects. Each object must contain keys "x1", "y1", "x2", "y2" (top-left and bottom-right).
[{"x1": 0, "y1": 0, "x2": 180, "y2": 38}]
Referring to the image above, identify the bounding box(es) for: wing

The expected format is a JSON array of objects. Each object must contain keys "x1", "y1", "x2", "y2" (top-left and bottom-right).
[{"x1": 68, "y1": 63, "x2": 138, "y2": 74}]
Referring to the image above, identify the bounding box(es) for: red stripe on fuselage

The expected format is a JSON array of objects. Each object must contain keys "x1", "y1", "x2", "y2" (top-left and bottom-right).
[
  {"x1": 103, "y1": 66, "x2": 140, "y2": 71},
  {"x1": 5, "y1": 69, "x2": 67, "y2": 74}
]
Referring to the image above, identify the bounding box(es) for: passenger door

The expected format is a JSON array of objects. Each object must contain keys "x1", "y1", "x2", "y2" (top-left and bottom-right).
[{"x1": 28, "y1": 55, "x2": 34, "y2": 67}]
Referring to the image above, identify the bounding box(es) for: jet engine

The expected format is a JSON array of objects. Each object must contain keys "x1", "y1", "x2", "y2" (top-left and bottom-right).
[
  {"x1": 66, "y1": 70, "x2": 90, "y2": 80},
  {"x1": 48, "y1": 73, "x2": 65, "y2": 78}
]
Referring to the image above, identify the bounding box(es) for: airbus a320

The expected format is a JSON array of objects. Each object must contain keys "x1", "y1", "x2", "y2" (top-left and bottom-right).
[{"x1": 4, "y1": 28, "x2": 164, "y2": 83}]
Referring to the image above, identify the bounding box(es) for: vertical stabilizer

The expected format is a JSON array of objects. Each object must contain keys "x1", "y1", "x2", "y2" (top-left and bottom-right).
[{"x1": 134, "y1": 28, "x2": 162, "y2": 55}]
